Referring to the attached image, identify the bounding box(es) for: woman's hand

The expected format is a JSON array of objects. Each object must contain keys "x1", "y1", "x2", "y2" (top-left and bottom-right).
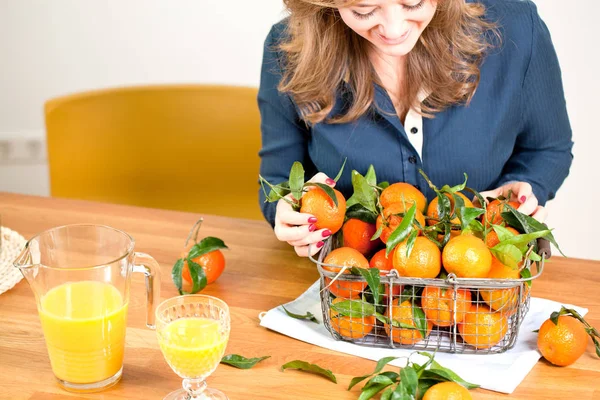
[
  {"x1": 274, "y1": 172, "x2": 335, "y2": 257},
  {"x1": 479, "y1": 181, "x2": 548, "y2": 222}
]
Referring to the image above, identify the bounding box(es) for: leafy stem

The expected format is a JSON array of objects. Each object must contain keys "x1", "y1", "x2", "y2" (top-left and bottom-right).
[{"x1": 550, "y1": 306, "x2": 600, "y2": 358}]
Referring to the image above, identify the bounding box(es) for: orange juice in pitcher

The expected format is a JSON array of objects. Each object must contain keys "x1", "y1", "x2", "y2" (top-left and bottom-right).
[{"x1": 14, "y1": 224, "x2": 160, "y2": 393}]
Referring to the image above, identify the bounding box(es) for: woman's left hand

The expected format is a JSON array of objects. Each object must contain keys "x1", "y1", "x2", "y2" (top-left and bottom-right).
[{"x1": 479, "y1": 181, "x2": 548, "y2": 223}]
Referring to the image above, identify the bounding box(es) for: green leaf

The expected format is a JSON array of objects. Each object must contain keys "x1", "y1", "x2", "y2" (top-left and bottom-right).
[
  {"x1": 520, "y1": 268, "x2": 533, "y2": 287},
  {"x1": 259, "y1": 175, "x2": 291, "y2": 202},
  {"x1": 187, "y1": 237, "x2": 228, "y2": 259},
  {"x1": 412, "y1": 302, "x2": 428, "y2": 340},
  {"x1": 281, "y1": 305, "x2": 319, "y2": 324},
  {"x1": 348, "y1": 356, "x2": 400, "y2": 390},
  {"x1": 381, "y1": 388, "x2": 394, "y2": 400},
  {"x1": 363, "y1": 374, "x2": 396, "y2": 390},
  {"x1": 281, "y1": 360, "x2": 337, "y2": 383},
  {"x1": 441, "y1": 173, "x2": 468, "y2": 193},
  {"x1": 221, "y1": 354, "x2": 270, "y2": 369},
  {"x1": 400, "y1": 366, "x2": 418, "y2": 397},
  {"x1": 380, "y1": 371, "x2": 400, "y2": 382},
  {"x1": 528, "y1": 251, "x2": 542, "y2": 262},
  {"x1": 186, "y1": 258, "x2": 208, "y2": 294},
  {"x1": 374, "y1": 312, "x2": 418, "y2": 330},
  {"x1": 346, "y1": 194, "x2": 359, "y2": 209},
  {"x1": 435, "y1": 192, "x2": 451, "y2": 222},
  {"x1": 490, "y1": 243, "x2": 523, "y2": 269},
  {"x1": 492, "y1": 225, "x2": 517, "y2": 242},
  {"x1": 371, "y1": 224, "x2": 384, "y2": 241},
  {"x1": 400, "y1": 286, "x2": 417, "y2": 305},
  {"x1": 500, "y1": 230, "x2": 553, "y2": 249},
  {"x1": 392, "y1": 382, "x2": 412, "y2": 400},
  {"x1": 457, "y1": 207, "x2": 485, "y2": 231},
  {"x1": 310, "y1": 182, "x2": 339, "y2": 207},
  {"x1": 352, "y1": 171, "x2": 377, "y2": 214},
  {"x1": 405, "y1": 229, "x2": 418, "y2": 259},
  {"x1": 379, "y1": 181, "x2": 390, "y2": 189},
  {"x1": 334, "y1": 158, "x2": 347, "y2": 182},
  {"x1": 331, "y1": 299, "x2": 375, "y2": 318},
  {"x1": 420, "y1": 369, "x2": 479, "y2": 390},
  {"x1": 171, "y1": 258, "x2": 185, "y2": 295},
  {"x1": 464, "y1": 187, "x2": 486, "y2": 213},
  {"x1": 416, "y1": 379, "x2": 439, "y2": 400},
  {"x1": 468, "y1": 218, "x2": 485, "y2": 234},
  {"x1": 355, "y1": 268, "x2": 381, "y2": 307},
  {"x1": 268, "y1": 181, "x2": 291, "y2": 201},
  {"x1": 359, "y1": 384, "x2": 393, "y2": 400},
  {"x1": 289, "y1": 161, "x2": 305, "y2": 200},
  {"x1": 365, "y1": 165, "x2": 377, "y2": 186},
  {"x1": 346, "y1": 204, "x2": 378, "y2": 224},
  {"x1": 501, "y1": 206, "x2": 565, "y2": 256},
  {"x1": 386, "y1": 203, "x2": 417, "y2": 256}
]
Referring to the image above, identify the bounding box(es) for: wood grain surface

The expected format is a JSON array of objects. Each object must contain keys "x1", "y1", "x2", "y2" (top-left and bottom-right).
[{"x1": 0, "y1": 193, "x2": 598, "y2": 399}]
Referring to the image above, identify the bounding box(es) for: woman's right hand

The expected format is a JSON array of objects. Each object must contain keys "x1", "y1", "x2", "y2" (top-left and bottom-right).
[{"x1": 274, "y1": 173, "x2": 335, "y2": 257}]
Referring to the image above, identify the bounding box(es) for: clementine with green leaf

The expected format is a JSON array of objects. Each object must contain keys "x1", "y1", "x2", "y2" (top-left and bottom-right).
[{"x1": 300, "y1": 187, "x2": 346, "y2": 234}]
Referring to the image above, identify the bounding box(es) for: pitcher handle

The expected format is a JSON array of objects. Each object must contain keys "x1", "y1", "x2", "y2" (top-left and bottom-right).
[{"x1": 132, "y1": 252, "x2": 161, "y2": 329}]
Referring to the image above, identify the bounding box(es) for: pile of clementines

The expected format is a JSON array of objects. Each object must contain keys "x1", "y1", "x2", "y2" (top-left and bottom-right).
[
  {"x1": 320, "y1": 176, "x2": 540, "y2": 351},
  {"x1": 261, "y1": 164, "x2": 599, "y2": 366}
]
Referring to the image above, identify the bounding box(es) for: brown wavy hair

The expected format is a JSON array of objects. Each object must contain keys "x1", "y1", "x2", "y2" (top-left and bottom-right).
[{"x1": 278, "y1": 0, "x2": 499, "y2": 124}]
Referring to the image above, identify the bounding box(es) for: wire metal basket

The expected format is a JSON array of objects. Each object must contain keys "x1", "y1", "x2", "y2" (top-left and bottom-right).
[{"x1": 309, "y1": 238, "x2": 548, "y2": 354}]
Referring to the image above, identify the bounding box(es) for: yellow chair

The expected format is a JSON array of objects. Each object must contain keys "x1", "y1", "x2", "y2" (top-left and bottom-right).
[{"x1": 45, "y1": 84, "x2": 263, "y2": 220}]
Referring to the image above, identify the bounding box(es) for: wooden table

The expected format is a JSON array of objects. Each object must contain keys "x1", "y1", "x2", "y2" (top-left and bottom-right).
[{"x1": 1, "y1": 193, "x2": 599, "y2": 400}]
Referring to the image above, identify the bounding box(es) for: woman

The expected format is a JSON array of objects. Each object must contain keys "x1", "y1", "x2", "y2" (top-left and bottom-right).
[{"x1": 258, "y1": 0, "x2": 573, "y2": 257}]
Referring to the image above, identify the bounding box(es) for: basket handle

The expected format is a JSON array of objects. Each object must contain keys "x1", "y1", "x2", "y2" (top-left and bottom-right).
[{"x1": 537, "y1": 238, "x2": 551, "y2": 259}]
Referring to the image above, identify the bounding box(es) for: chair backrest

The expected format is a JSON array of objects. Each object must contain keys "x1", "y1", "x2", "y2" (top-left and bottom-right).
[{"x1": 45, "y1": 84, "x2": 263, "y2": 220}]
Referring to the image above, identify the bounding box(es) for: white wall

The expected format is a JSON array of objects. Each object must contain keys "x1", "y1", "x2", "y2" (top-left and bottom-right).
[{"x1": 0, "y1": 0, "x2": 598, "y2": 260}]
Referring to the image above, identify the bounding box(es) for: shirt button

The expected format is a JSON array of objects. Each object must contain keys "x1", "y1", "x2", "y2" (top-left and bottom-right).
[
  {"x1": 408, "y1": 156, "x2": 417, "y2": 164},
  {"x1": 410, "y1": 127, "x2": 418, "y2": 134}
]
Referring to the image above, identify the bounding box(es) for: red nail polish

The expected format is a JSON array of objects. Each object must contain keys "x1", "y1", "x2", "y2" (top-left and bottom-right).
[
  {"x1": 325, "y1": 178, "x2": 336, "y2": 186},
  {"x1": 322, "y1": 229, "x2": 331, "y2": 238},
  {"x1": 520, "y1": 196, "x2": 526, "y2": 203},
  {"x1": 309, "y1": 224, "x2": 316, "y2": 232},
  {"x1": 316, "y1": 241, "x2": 325, "y2": 248},
  {"x1": 308, "y1": 217, "x2": 317, "y2": 223}
]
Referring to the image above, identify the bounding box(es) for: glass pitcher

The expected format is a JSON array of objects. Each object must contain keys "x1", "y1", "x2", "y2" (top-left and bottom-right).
[{"x1": 13, "y1": 224, "x2": 161, "y2": 393}]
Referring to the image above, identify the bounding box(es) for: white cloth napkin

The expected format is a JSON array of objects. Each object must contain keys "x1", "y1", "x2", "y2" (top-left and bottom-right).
[{"x1": 259, "y1": 280, "x2": 588, "y2": 394}]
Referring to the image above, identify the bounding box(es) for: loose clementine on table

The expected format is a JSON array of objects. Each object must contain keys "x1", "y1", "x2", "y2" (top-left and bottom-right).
[{"x1": 537, "y1": 316, "x2": 588, "y2": 366}]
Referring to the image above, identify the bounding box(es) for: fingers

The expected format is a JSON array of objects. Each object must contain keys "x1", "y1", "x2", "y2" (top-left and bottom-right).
[
  {"x1": 276, "y1": 200, "x2": 316, "y2": 226},
  {"x1": 517, "y1": 192, "x2": 538, "y2": 216},
  {"x1": 273, "y1": 172, "x2": 337, "y2": 257},
  {"x1": 293, "y1": 241, "x2": 325, "y2": 258},
  {"x1": 307, "y1": 172, "x2": 336, "y2": 187},
  {"x1": 287, "y1": 228, "x2": 331, "y2": 247},
  {"x1": 531, "y1": 205, "x2": 548, "y2": 223},
  {"x1": 512, "y1": 182, "x2": 533, "y2": 205}
]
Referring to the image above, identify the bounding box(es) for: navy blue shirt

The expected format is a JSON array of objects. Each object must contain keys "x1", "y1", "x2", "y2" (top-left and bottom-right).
[{"x1": 257, "y1": 0, "x2": 573, "y2": 227}]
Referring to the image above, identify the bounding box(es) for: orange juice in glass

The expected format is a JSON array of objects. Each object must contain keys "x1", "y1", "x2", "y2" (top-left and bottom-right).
[
  {"x1": 14, "y1": 224, "x2": 161, "y2": 393},
  {"x1": 156, "y1": 295, "x2": 231, "y2": 400}
]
